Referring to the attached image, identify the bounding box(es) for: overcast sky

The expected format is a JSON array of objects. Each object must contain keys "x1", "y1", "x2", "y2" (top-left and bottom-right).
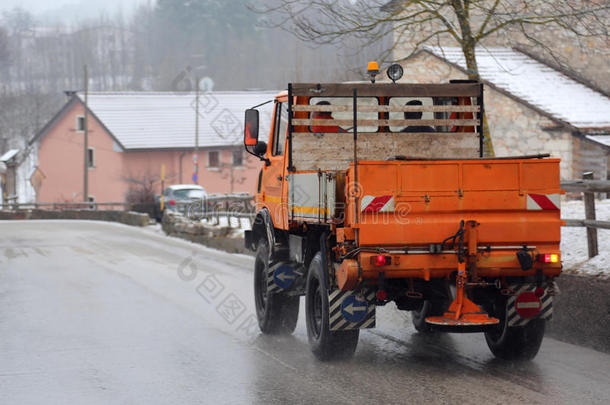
[{"x1": 1, "y1": 0, "x2": 150, "y2": 23}]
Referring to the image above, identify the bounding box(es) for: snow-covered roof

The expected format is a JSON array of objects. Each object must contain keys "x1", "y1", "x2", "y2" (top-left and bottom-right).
[
  {"x1": 423, "y1": 47, "x2": 610, "y2": 130},
  {"x1": 76, "y1": 91, "x2": 278, "y2": 150},
  {"x1": 0, "y1": 149, "x2": 19, "y2": 162},
  {"x1": 586, "y1": 135, "x2": 610, "y2": 148}
]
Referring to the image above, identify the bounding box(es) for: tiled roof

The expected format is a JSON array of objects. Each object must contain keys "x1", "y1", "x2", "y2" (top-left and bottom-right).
[
  {"x1": 423, "y1": 47, "x2": 610, "y2": 130},
  {"x1": 77, "y1": 91, "x2": 278, "y2": 150}
]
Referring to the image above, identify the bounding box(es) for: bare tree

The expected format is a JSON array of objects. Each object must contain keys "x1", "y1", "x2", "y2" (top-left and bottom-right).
[{"x1": 253, "y1": 0, "x2": 609, "y2": 155}]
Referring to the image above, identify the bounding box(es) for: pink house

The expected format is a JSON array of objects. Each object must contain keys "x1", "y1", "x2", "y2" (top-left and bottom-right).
[{"x1": 30, "y1": 91, "x2": 276, "y2": 202}]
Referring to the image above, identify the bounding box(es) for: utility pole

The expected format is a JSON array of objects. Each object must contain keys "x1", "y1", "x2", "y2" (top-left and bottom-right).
[
  {"x1": 83, "y1": 64, "x2": 89, "y2": 202},
  {"x1": 194, "y1": 77, "x2": 199, "y2": 185}
]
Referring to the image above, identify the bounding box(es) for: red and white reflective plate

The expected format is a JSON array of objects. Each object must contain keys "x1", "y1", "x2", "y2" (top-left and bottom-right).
[
  {"x1": 527, "y1": 193, "x2": 560, "y2": 210},
  {"x1": 360, "y1": 195, "x2": 394, "y2": 213}
]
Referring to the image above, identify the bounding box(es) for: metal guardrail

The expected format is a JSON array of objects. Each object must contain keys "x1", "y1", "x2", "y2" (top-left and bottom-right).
[
  {"x1": 0, "y1": 194, "x2": 256, "y2": 222},
  {"x1": 561, "y1": 175, "x2": 609, "y2": 258},
  {"x1": 0, "y1": 201, "x2": 129, "y2": 210}
]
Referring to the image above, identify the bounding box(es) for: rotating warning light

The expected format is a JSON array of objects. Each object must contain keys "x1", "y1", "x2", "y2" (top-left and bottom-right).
[
  {"x1": 387, "y1": 63, "x2": 404, "y2": 83},
  {"x1": 367, "y1": 61, "x2": 379, "y2": 83}
]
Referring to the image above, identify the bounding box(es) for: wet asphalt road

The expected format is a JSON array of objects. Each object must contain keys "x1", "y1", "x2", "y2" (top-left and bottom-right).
[{"x1": 1, "y1": 221, "x2": 609, "y2": 405}]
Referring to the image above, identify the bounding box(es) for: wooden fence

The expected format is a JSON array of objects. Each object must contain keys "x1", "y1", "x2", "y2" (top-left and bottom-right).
[{"x1": 561, "y1": 173, "x2": 610, "y2": 258}]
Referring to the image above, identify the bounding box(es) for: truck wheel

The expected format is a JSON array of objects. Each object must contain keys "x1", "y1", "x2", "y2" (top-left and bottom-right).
[
  {"x1": 484, "y1": 299, "x2": 545, "y2": 360},
  {"x1": 411, "y1": 300, "x2": 448, "y2": 333},
  {"x1": 254, "y1": 239, "x2": 299, "y2": 335},
  {"x1": 305, "y1": 253, "x2": 359, "y2": 361}
]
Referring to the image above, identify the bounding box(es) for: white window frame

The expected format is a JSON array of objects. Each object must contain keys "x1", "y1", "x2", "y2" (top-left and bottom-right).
[
  {"x1": 232, "y1": 150, "x2": 244, "y2": 167},
  {"x1": 87, "y1": 147, "x2": 95, "y2": 169},
  {"x1": 208, "y1": 150, "x2": 220, "y2": 169},
  {"x1": 76, "y1": 115, "x2": 85, "y2": 132}
]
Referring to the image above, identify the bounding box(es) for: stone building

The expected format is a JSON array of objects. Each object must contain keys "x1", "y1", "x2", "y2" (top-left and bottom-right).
[{"x1": 387, "y1": 47, "x2": 610, "y2": 180}]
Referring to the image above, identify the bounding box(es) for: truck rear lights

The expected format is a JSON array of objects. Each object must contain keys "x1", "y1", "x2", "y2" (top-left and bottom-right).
[
  {"x1": 169, "y1": 199, "x2": 176, "y2": 206},
  {"x1": 376, "y1": 290, "x2": 388, "y2": 301},
  {"x1": 371, "y1": 255, "x2": 391, "y2": 266},
  {"x1": 537, "y1": 253, "x2": 559, "y2": 263}
]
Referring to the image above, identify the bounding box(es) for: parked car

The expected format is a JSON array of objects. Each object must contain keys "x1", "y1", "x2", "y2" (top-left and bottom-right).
[{"x1": 155, "y1": 184, "x2": 207, "y2": 221}]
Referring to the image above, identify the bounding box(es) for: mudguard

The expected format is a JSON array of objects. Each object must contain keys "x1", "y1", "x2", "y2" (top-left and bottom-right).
[
  {"x1": 507, "y1": 283, "x2": 553, "y2": 327},
  {"x1": 328, "y1": 288, "x2": 376, "y2": 331},
  {"x1": 251, "y1": 208, "x2": 275, "y2": 259}
]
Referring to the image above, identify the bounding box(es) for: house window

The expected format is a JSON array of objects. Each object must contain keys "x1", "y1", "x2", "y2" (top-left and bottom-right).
[
  {"x1": 208, "y1": 151, "x2": 219, "y2": 168},
  {"x1": 232, "y1": 150, "x2": 243, "y2": 167},
  {"x1": 76, "y1": 115, "x2": 85, "y2": 132},
  {"x1": 87, "y1": 147, "x2": 95, "y2": 168}
]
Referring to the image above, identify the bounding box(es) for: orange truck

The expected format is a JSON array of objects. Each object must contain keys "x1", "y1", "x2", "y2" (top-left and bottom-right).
[{"x1": 243, "y1": 66, "x2": 562, "y2": 361}]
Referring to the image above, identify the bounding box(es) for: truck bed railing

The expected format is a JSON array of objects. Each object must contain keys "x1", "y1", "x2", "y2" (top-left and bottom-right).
[{"x1": 287, "y1": 81, "x2": 485, "y2": 172}]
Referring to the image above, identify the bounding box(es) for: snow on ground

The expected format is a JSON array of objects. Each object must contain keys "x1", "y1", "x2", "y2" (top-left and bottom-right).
[
  {"x1": 199, "y1": 216, "x2": 250, "y2": 237},
  {"x1": 561, "y1": 199, "x2": 610, "y2": 278},
  {"x1": 145, "y1": 215, "x2": 250, "y2": 238}
]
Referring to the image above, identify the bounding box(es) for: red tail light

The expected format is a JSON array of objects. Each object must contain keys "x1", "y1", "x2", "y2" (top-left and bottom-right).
[
  {"x1": 169, "y1": 199, "x2": 176, "y2": 206},
  {"x1": 371, "y1": 255, "x2": 391, "y2": 266},
  {"x1": 537, "y1": 253, "x2": 559, "y2": 263},
  {"x1": 376, "y1": 290, "x2": 388, "y2": 301}
]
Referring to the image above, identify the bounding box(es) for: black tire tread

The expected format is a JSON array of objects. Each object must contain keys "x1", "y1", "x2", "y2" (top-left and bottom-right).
[
  {"x1": 305, "y1": 253, "x2": 359, "y2": 361},
  {"x1": 254, "y1": 240, "x2": 299, "y2": 335}
]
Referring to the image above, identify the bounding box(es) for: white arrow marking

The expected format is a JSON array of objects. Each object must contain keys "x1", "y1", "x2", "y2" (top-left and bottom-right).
[
  {"x1": 344, "y1": 303, "x2": 367, "y2": 315},
  {"x1": 276, "y1": 272, "x2": 295, "y2": 282}
]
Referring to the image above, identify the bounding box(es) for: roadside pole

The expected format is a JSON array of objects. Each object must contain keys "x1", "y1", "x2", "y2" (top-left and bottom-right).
[
  {"x1": 160, "y1": 164, "x2": 165, "y2": 212},
  {"x1": 194, "y1": 77, "x2": 199, "y2": 185},
  {"x1": 83, "y1": 64, "x2": 89, "y2": 202}
]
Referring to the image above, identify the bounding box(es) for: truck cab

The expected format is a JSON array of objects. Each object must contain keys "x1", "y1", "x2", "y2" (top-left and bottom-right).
[{"x1": 244, "y1": 71, "x2": 562, "y2": 361}]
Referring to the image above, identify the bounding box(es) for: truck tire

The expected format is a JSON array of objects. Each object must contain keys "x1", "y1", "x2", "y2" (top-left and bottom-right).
[
  {"x1": 305, "y1": 252, "x2": 359, "y2": 361},
  {"x1": 254, "y1": 239, "x2": 299, "y2": 335},
  {"x1": 411, "y1": 300, "x2": 449, "y2": 333},
  {"x1": 484, "y1": 299, "x2": 545, "y2": 360}
]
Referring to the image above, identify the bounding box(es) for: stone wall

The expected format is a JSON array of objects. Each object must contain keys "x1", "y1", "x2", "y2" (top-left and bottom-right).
[
  {"x1": 547, "y1": 274, "x2": 610, "y2": 353},
  {"x1": 572, "y1": 136, "x2": 610, "y2": 181},
  {"x1": 0, "y1": 209, "x2": 150, "y2": 226},
  {"x1": 397, "y1": 52, "x2": 575, "y2": 178},
  {"x1": 161, "y1": 211, "x2": 252, "y2": 255}
]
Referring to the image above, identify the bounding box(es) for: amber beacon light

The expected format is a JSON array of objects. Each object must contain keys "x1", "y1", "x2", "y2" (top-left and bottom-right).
[{"x1": 367, "y1": 61, "x2": 379, "y2": 83}]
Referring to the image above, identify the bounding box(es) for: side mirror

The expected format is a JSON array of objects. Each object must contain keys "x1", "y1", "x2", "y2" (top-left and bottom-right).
[
  {"x1": 254, "y1": 141, "x2": 267, "y2": 156},
  {"x1": 244, "y1": 109, "x2": 259, "y2": 147}
]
